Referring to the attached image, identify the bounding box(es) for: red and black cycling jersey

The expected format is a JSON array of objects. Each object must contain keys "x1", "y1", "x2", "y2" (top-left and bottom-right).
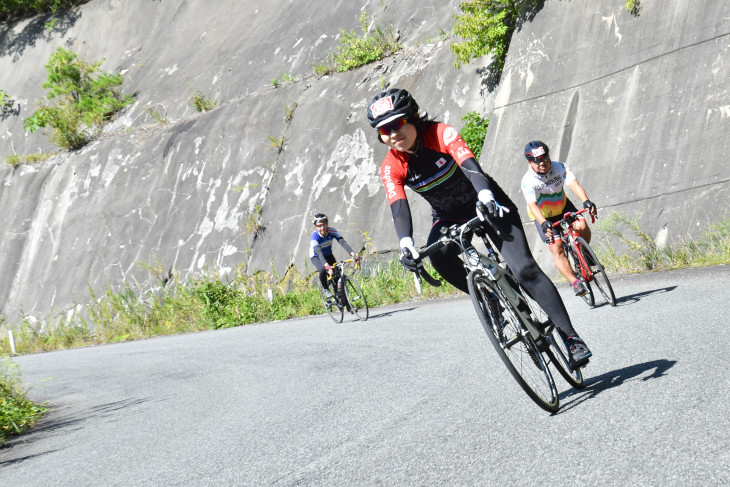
[{"x1": 379, "y1": 122, "x2": 515, "y2": 228}]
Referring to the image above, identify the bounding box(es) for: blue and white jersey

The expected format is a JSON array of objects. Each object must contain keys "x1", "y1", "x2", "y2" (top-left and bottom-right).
[{"x1": 309, "y1": 227, "x2": 353, "y2": 267}]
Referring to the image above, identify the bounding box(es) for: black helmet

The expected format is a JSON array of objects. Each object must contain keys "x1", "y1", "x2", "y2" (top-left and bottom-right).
[
  {"x1": 524, "y1": 140, "x2": 549, "y2": 161},
  {"x1": 367, "y1": 88, "x2": 419, "y2": 128},
  {"x1": 312, "y1": 212, "x2": 328, "y2": 226}
]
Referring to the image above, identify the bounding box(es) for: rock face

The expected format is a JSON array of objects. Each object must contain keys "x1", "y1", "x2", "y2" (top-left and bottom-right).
[{"x1": 0, "y1": 0, "x2": 728, "y2": 324}]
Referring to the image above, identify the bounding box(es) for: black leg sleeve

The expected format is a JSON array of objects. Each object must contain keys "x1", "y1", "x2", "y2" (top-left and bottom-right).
[
  {"x1": 426, "y1": 219, "x2": 470, "y2": 294},
  {"x1": 489, "y1": 212, "x2": 578, "y2": 338}
]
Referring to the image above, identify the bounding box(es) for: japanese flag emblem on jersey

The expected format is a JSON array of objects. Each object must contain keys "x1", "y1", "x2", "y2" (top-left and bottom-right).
[{"x1": 370, "y1": 97, "x2": 394, "y2": 118}]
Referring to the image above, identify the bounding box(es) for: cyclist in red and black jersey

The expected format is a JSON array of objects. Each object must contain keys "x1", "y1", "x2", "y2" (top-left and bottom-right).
[{"x1": 367, "y1": 88, "x2": 592, "y2": 369}]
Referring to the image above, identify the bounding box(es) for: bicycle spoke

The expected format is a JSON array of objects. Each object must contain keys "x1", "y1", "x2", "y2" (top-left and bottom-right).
[
  {"x1": 576, "y1": 237, "x2": 616, "y2": 306},
  {"x1": 343, "y1": 277, "x2": 369, "y2": 321},
  {"x1": 468, "y1": 271, "x2": 559, "y2": 412}
]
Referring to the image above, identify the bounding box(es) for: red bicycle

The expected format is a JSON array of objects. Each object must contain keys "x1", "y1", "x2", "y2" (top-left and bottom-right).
[{"x1": 552, "y1": 209, "x2": 617, "y2": 307}]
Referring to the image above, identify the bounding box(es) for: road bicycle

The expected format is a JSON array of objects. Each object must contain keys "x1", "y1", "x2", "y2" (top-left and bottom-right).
[
  {"x1": 406, "y1": 206, "x2": 585, "y2": 412},
  {"x1": 552, "y1": 209, "x2": 617, "y2": 307},
  {"x1": 318, "y1": 257, "x2": 369, "y2": 323}
]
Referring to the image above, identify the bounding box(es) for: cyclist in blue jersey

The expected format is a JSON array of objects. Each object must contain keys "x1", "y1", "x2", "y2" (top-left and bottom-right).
[
  {"x1": 309, "y1": 213, "x2": 358, "y2": 297},
  {"x1": 521, "y1": 140, "x2": 598, "y2": 296},
  {"x1": 367, "y1": 88, "x2": 592, "y2": 369}
]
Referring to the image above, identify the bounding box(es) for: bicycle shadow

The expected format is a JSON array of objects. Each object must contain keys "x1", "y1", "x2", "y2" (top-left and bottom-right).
[
  {"x1": 361, "y1": 307, "x2": 418, "y2": 321},
  {"x1": 588, "y1": 285, "x2": 677, "y2": 308},
  {"x1": 556, "y1": 359, "x2": 677, "y2": 413},
  {"x1": 615, "y1": 286, "x2": 677, "y2": 305}
]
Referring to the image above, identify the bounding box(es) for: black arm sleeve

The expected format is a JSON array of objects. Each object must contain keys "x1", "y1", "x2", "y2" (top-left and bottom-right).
[
  {"x1": 389, "y1": 199, "x2": 413, "y2": 242},
  {"x1": 459, "y1": 157, "x2": 491, "y2": 193}
]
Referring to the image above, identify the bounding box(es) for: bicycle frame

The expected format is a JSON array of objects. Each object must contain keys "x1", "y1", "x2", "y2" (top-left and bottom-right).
[
  {"x1": 416, "y1": 214, "x2": 544, "y2": 341},
  {"x1": 327, "y1": 258, "x2": 360, "y2": 299},
  {"x1": 553, "y1": 209, "x2": 594, "y2": 283}
]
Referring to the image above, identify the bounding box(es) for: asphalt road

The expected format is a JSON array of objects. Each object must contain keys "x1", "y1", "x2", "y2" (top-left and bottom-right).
[{"x1": 2, "y1": 265, "x2": 729, "y2": 486}]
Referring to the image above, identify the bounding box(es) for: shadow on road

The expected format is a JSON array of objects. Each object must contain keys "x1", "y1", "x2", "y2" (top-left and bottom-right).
[
  {"x1": 557, "y1": 359, "x2": 677, "y2": 413},
  {"x1": 364, "y1": 307, "x2": 418, "y2": 321},
  {"x1": 0, "y1": 397, "x2": 151, "y2": 464},
  {"x1": 614, "y1": 285, "x2": 677, "y2": 306}
]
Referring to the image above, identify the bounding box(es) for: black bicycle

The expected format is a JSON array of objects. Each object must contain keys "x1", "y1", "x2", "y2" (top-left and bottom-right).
[
  {"x1": 407, "y1": 206, "x2": 585, "y2": 412},
  {"x1": 319, "y1": 258, "x2": 369, "y2": 323}
]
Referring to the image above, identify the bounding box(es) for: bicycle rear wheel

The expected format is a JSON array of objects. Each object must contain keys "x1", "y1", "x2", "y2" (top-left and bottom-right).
[
  {"x1": 319, "y1": 283, "x2": 343, "y2": 323},
  {"x1": 467, "y1": 269, "x2": 559, "y2": 413},
  {"x1": 576, "y1": 237, "x2": 616, "y2": 306},
  {"x1": 566, "y1": 242, "x2": 594, "y2": 307},
  {"x1": 343, "y1": 276, "x2": 369, "y2": 321}
]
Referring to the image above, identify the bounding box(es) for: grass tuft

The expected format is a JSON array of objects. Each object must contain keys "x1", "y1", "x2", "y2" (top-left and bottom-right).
[{"x1": 0, "y1": 356, "x2": 47, "y2": 445}]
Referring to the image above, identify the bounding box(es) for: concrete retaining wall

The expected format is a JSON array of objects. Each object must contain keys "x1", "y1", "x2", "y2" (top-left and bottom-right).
[{"x1": 1, "y1": 0, "x2": 728, "y2": 324}]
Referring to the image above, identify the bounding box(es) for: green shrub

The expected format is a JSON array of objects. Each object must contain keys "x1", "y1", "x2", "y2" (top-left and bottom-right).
[
  {"x1": 24, "y1": 47, "x2": 134, "y2": 150},
  {"x1": 460, "y1": 111, "x2": 489, "y2": 160},
  {"x1": 0, "y1": 356, "x2": 47, "y2": 445},
  {"x1": 451, "y1": 0, "x2": 538, "y2": 74},
  {"x1": 0, "y1": 0, "x2": 86, "y2": 21}
]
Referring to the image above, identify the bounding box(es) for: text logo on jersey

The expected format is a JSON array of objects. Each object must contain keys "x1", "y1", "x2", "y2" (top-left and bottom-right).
[
  {"x1": 370, "y1": 97, "x2": 394, "y2": 118},
  {"x1": 443, "y1": 127, "x2": 457, "y2": 145},
  {"x1": 456, "y1": 147, "x2": 471, "y2": 159},
  {"x1": 383, "y1": 166, "x2": 397, "y2": 199}
]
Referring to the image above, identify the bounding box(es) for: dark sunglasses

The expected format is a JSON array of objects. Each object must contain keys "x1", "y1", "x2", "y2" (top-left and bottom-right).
[
  {"x1": 528, "y1": 154, "x2": 550, "y2": 164},
  {"x1": 378, "y1": 118, "x2": 407, "y2": 136}
]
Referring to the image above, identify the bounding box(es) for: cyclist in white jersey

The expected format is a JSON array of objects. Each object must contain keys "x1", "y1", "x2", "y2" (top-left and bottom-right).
[{"x1": 520, "y1": 141, "x2": 598, "y2": 296}]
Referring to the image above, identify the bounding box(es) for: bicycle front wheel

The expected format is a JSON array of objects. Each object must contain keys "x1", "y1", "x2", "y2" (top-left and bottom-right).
[
  {"x1": 343, "y1": 276, "x2": 369, "y2": 321},
  {"x1": 467, "y1": 269, "x2": 559, "y2": 412},
  {"x1": 576, "y1": 237, "x2": 617, "y2": 306},
  {"x1": 319, "y1": 283, "x2": 343, "y2": 323},
  {"x1": 517, "y1": 283, "x2": 585, "y2": 390},
  {"x1": 543, "y1": 332, "x2": 585, "y2": 389},
  {"x1": 567, "y1": 242, "x2": 594, "y2": 307}
]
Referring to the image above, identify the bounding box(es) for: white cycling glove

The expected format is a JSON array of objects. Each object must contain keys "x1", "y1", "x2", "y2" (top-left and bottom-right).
[
  {"x1": 399, "y1": 237, "x2": 420, "y2": 260},
  {"x1": 477, "y1": 189, "x2": 510, "y2": 220}
]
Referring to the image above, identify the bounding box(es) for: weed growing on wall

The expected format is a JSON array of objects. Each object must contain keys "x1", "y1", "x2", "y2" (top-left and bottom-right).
[
  {"x1": 4, "y1": 152, "x2": 52, "y2": 167},
  {"x1": 190, "y1": 90, "x2": 217, "y2": 112},
  {"x1": 0, "y1": 89, "x2": 16, "y2": 118},
  {"x1": 451, "y1": 0, "x2": 538, "y2": 74},
  {"x1": 314, "y1": 11, "x2": 400, "y2": 74},
  {"x1": 460, "y1": 111, "x2": 489, "y2": 160},
  {"x1": 625, "y1": 0, "x2": 641, "y2": 16},
  {"x1": 24, "y1": 47, "x2": 134, "y2": 150}
]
